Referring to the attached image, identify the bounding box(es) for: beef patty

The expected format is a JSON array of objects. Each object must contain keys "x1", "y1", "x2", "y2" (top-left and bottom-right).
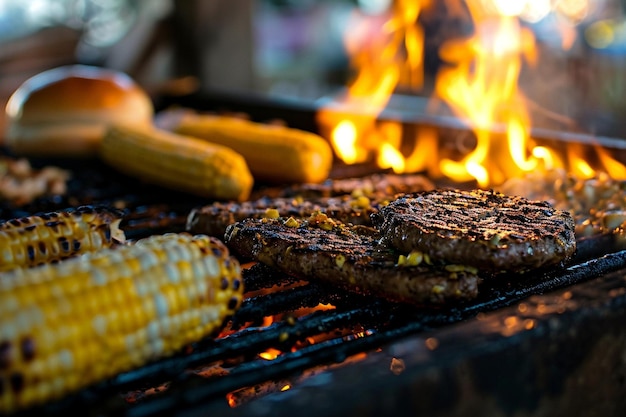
[
  {"x1": 188, "y1": 173, "x2": 436, "y2": 239},
  {"x1": 224, "y1": 213, "x2": 481, "y2": 305},
  {"x1": 187, "y1": 195, "x2": 380, "y2": 238},
  {"x1": 371, "y1": 189, "x2": 576, "y2": 273}
]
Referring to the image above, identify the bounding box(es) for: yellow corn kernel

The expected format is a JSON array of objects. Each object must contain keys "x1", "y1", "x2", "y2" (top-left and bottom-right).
[
  {"x1": 350, "y1": 188, "x2": 364, "y2": 198},
  {"x1": 405, "y1": 251, "x2": 424, "y2": 266},
  {"x1": 263, "y1": 208, "x2": 280, "y2": 219},
  {"x1": 0, "y1": 232, "x2": 244, "y2": 414},
  {"x1": 335, "y1": 254, "x2": 346, "y2": 268},
  {"x1": 464, "y1": 265, "x2": 478, "y2": 275},
  {"x1": 99, "y1": 123, "x2": 254, "y2": 201},
  {"x1": 444, "y1": 264, "x2": 478, "y2": 274},
  {"x1": 0, "y1": 206, "x2": 125, "y2": 272},
  {"x1": 444, "y1": 264, "x2": 466, "y2": 272},
  {"x1": 398, "y1": 251, "x2": 425, "y2": 267},
  {"x1": 306, "y1": 211, "x2": 337, "y2": 230},
  {"x1": 431, "y1": 284, "x2": 445, "y2": 294},
  {"x1": 350, "y1": 196, "x2": 370, "y2": 209},
  {"x1": 284, "y1": 217, "x2": 300, "y2": 228},
  {"x1": 174, "y1": 114, "x2": 334, "y2": 184},
  {"x1": 318, "y1": 221, "x2": 334, "y2": 231}
]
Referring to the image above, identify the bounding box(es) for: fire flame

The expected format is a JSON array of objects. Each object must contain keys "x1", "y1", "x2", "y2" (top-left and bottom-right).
[
  {"x1": 318, "y1": 0, "x2": 625, "y2": 187},
  {"x1": 435, "y1": 0, "x2": 543, "y2": 186},
  {"x1": 318, "y1": 0, "x2": 429, "y2": 171}
]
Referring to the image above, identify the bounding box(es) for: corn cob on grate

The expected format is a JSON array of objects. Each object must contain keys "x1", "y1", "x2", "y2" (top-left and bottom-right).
[
  {"x1": 0, "y1": 232, "x2": 243, "y2": 414},
  {"x1": 99, "y1": 123, "x2": 254, "y2": 201},
  {"x1": 174, "y1": 114, "x2": 334, "y2": 184},
  {"x1": 0, "y1": 206, "x2": 126, "y2": 272}
]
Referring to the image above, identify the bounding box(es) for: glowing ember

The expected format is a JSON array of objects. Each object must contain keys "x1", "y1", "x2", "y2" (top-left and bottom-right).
[
  {"x1": 225, "y1": 352, "x2": 369, "y2": 408},
  {"x1": 259, "y1": 348, "x2": 282, "y2": 361}
]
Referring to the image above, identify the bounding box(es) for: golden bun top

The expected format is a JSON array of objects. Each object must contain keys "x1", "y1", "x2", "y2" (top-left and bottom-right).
[{"x1": 4, "y1": 65, "x2": 154, "y2": 157}]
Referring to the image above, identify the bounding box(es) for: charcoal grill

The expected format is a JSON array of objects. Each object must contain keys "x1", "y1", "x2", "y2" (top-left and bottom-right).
[{"x1": 3, "y1": 92, "x2": 626, "y2": 417}]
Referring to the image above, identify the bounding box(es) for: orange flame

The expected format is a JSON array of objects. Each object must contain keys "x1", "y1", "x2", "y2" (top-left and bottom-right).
[
  {"x1": 319, "y1": 0, "x2": 625, "y2": 185},
  {"x1": 435, "y1": 0, "x2": 544, "y2": 186},
  {"x1": 318, "y1": 0, "x2": 430, "y2": 172}
]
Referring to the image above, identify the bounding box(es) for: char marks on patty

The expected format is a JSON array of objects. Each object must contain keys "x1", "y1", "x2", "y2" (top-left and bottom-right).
[
  {"x1": 224, "y1": 214, "x2": 481, "y2": 305},
  {"x1": 186, "y1": 173, "x2": 435, "y2": 238},
  {"x1": 371, "y1": 189, "x2": 577, "y2": 273},
  {"x1": 187, "y1": 195, "x2": 378, "y2": 238}
]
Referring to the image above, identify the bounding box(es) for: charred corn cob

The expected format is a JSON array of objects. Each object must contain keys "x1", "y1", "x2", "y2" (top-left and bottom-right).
[
  {"x1": 0, "y1": 206, "x2": 125, "y2": 272},
  {"x1": 0, "y1": 232, "x2": 243, "y2": 414},
  {"x1": 173, "y1": 114, "x2": 334, "y2": 184},
  {"x1": 99, "y1": 123, "x2": 254, "y2": 201}
]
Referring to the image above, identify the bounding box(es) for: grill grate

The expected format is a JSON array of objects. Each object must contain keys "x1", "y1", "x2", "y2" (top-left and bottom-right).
[
  {"x1": 4, "y1": 150, "x2": 626, "y2": 417},
  {"x1": 16, "y1": 243, "x2": 626, "y2": 417}
]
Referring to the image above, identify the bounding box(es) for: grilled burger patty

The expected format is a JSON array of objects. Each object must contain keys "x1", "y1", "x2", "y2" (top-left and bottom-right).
[
  {"x1": 224, "y1": 214, "x2": 481, "y2": 305},
  {"x1": 371, "y1": 189, "x2": 577, "y2": 273},
  {"x1": 187, "y1": 195, "x2": 380, "y2": 238},
  {"x1": 188, "y1": 173, "x2": 435, "y2": 239}
]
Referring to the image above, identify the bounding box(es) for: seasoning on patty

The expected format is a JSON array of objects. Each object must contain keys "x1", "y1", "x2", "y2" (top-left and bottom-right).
[
  {"x1": 224, "y1": 212, "x2": 481, "y2": 305},
  {"x1": 371, "y1": 189, "x2": 577, "y2": 273}
]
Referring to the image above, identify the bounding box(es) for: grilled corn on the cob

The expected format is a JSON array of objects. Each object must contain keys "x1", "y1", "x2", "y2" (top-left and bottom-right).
[
  {"x1": 0, "y1": 206, "x2": 125, "y2": 272},
  {"x1": 99, "y1": 123, "x2": 254, "y2": 201},
  {"x1": 173, "y1": 114, "x2": 334, "y2": 184},
  {"x1": 0, "y1": 232, "x2": 243, "y2": 414}
]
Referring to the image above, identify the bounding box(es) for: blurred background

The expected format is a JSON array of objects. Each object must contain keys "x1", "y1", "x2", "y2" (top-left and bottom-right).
[{"x1": 1, "y1": 0, "x2": 626, "y2": 137}]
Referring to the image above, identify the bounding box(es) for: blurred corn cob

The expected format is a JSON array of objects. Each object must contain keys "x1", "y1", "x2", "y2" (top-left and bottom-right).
[
  {"x1": 173, "y1": 114, "x2": 334, "y2": 184},
  {"x1": 0, "y1": 206, "x2": 125, "y2": 272},
  {"x1": 99, "y1": 123, "x2": 254, "y2": 201},
  {"x1": 0, "y1": 232, "x2": 244, "y2": 414}
]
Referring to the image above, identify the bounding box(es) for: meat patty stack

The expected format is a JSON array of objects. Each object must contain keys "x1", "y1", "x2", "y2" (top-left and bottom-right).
[{"x1": 202, "y1": 184, "x2": 577, "y2": 306}]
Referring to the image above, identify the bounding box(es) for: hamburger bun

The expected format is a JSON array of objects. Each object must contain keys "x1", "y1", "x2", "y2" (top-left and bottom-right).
[{"x1": 4, "y1": 65, "x2": 154, "y2": 158}]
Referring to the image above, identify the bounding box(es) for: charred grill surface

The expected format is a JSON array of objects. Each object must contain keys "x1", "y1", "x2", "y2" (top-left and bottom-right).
[{"x1": 372, "y1": 189, "x2": 577, "y2": 273}]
